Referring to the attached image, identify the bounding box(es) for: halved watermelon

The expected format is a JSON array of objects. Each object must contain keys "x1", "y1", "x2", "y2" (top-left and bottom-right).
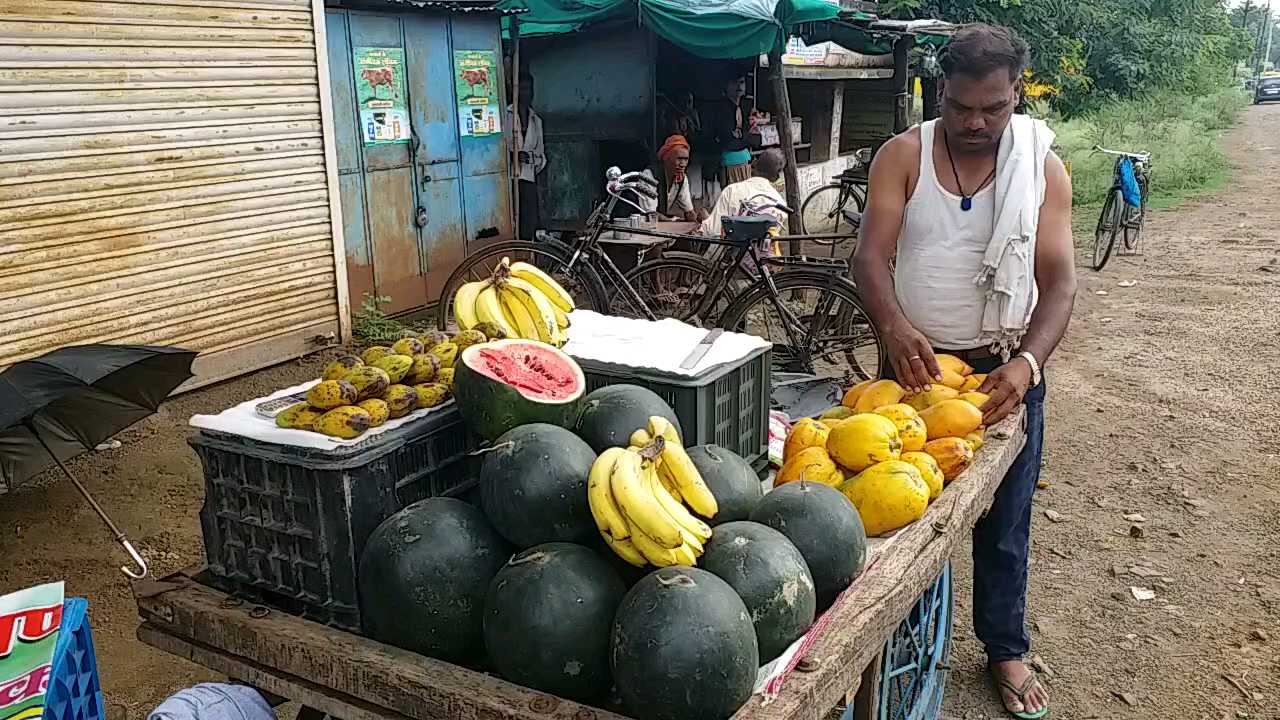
[{"x1": 454, "y1": 339, "x2": 586, "y2": 441}]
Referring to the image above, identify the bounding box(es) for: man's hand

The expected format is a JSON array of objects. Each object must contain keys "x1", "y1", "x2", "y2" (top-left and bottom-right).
[
  {"x1": 886, "y1": 320, "x2": 942, "y2": 393},
  {"x1": 976, "y1": 358, "x2": 1033, "y2": 425}
]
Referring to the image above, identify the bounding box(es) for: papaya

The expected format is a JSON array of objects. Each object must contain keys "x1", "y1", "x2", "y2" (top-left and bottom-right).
[
  {"x1": 841, "y1": 460, "x2": 930, "y2": 536},
  {"x1": 419, "y1": 330, "x2": 451, "y2": 349},
  {"x1": 826, "y1": 413, "x2": 901, "y2": 472},
  {"x1": 959, "y1": 391, "x2": 991, "y2": 410},
  {"x1": 900, "y1": 451, "x2": 944, "y2": 500},
  {"x1": 437, "y1": 368, "x2": 455, "y2": 387},
  {"x1": 321, "y1": 355, "x2": 362, "y2": 382},
  {"x1": 341, "y1": 366, "x2": 391, "y2": 401},
  {"x1": 275, "y1": 402, "x2": 324, "y2": 431},
  {"x1": 936, "y1": 369, "x2": 967, "y2": 390},
  {"x1": 382, "y1": 384, "x2": 419, "y2": 419},
  {"x1": 361, "y1": 346, "x2": 392, "y2": 366},
  {"x1": 840, "y1": 378, "x2": 877, "y2": 409},
  {"x1": 819, "y1": 405, "x2": 856, "y2": 423},
  {"x1": 924, "y1": 437, "x2": 975, "y2": 482},
  {"x1": 306, "y1": 380, "x2": 358, "y2": 410},
  {"x1": 391, "y1": 337, "x2": 425, "y2": 357},
  {"x1": 872, "y1": 403, "x2": 927, "y2": 453},
  {"x1": 934, "y1": 354, "x2": 974, "y2": 377},
  {"x1": 358, "y1": 398, "x2": 390, "y2": 427},
  {"x1": 919, "y1": 399, "x2": 983, "y2": 440},
  {"x1": 315, "y1": 405, "x2": 372, "y2": 439},
  {"x1": 776, "y1": 446, "x2": 842, "y2": 487},
  {"x1": 853, "y1": 379, "x2": 906, "y2": 414},
  {"x1": 407, "y1": 353, "x2": 441, "y2": 384},
  {"x1": 373, "y1": 354, "x2": 414, "y2": 384},
  {"x1": 960, "y1": 373, "x2": 987, "y2": 392},
  {"x1": 784, "y1": 418, "x2": 830, "y2": 462},
  {"x1": 452, "y1": 329, "x2": 487, "y2": 351},
  {"x1": 904, "y1": 386, "x2": 959, "y2": 411},
  {"x1": 414, "y1": 382, "x2": 452, "y2": 409},
  {"x1": 429, "y1": 342, "x2": 460, "y2": 369}
]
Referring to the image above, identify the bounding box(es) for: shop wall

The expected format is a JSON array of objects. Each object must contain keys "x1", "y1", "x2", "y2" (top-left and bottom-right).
[{"x1": 0, "y1": 0, "x2": 348, "y2": 389}]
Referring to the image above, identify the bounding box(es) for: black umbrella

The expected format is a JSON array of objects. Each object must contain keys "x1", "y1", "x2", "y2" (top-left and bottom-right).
[{"x1": 0, "y1": 344, "x2": 198, "y2": 579}]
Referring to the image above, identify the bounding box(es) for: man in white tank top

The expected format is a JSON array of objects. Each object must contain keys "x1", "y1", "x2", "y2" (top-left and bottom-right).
[{"x1": 853, "y1": 25, "x2": 1077, "y2": 719}]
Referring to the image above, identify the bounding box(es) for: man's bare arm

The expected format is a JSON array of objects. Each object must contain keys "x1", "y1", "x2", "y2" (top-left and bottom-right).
[
  {"x1": 853, "y1": 133, "x2": 942, "y2": 391},
  {"x1": 979, "y1": 151, "x2": 1078, "y2": 423}
]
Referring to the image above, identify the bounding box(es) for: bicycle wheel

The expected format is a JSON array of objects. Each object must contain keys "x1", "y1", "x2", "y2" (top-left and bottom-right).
[
  {"x1": 435, "y1": 240, "x2": 609, "y2": 331},
  {"x1": 1121, "y1": 177, "x2": 1147, "y2": 255},
  {"x1": 800, "y1": 183, "x2": 864, "y2": 237},
  {"x1": 619, "y1": 252, "x2": 719, "y2": 322},
  {"x1": 1092, "y1": 189, "x2": 1122, "y2": 271},
  {"x1": 716, "y1": 270, "x2": 885, "y2": 384}
]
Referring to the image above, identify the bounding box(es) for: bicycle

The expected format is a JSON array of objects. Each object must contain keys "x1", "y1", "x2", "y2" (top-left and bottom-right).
[
  {"x1": 1092, "y1": 145, "x2": 1151, "y2": 271},
  {"x1": 798, "y1": 147, "x2": 871, "y2": 242},
  {"x1": 437, "y1": 168, "x2": 885, "y2": 383}
]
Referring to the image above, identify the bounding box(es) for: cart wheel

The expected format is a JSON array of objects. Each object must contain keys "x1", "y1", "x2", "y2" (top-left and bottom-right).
[{"x1": 878, "y1": 562, "x2": 954, "y2": 719}]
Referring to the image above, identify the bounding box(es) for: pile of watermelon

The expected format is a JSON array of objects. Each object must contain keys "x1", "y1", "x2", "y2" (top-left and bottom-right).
[{"x1": 357, "y1": 339, "x2": 869, "y2": 720}]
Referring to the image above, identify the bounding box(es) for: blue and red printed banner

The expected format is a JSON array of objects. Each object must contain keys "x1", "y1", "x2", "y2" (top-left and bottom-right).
[{"x1": 0, "y1": 582, "x2": 64, "y2": 720}]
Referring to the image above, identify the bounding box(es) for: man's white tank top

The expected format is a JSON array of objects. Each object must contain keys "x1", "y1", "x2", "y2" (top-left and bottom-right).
[{"x1": 893, "y1": 120, "x2": 995, "y2": 350}]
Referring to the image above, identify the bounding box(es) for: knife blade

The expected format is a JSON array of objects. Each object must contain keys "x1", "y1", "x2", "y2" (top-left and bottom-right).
[{"x1": 679, "y1": 328, "x2": 724, "y2": 370}]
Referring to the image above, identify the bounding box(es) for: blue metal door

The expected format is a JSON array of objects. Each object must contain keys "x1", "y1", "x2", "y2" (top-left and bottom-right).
[{"x1": 327, "y1": 9, "x2": 508, "y2": 315}]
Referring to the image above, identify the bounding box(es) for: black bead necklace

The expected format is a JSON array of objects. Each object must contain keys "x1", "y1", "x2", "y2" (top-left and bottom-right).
[{"x1": 943, "y1": 129, "x2": 997, "y2": 211}]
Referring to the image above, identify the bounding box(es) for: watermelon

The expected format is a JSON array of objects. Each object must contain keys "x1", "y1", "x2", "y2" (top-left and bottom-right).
[
  {"x1": 484, "y1": 543, "x2": 626, "y2": 701},
  {"x1": 479, "y1": 423, "x2": 598, "y2": 547},
  {"x1": 750, "y1": 481, "x2": 867, "y2": 611},
  {"x1": 611, "y1": 567, "x2": 758, "y2": 720},
  {"x1": 358, "y1": 497, "x2": 511, "y2": 664},
  {"x1": 699, "y1": 521, "x2": 816, "y2": 661},
  {"x1": 455, "y1": 339, "x2": 585, "y2": 441},
  {"x1": 576, "y1": 384, "x2": 682, "y2": 453},
  {"x1": 685, "y1": 444, "x2": 763, "y2": 524}
]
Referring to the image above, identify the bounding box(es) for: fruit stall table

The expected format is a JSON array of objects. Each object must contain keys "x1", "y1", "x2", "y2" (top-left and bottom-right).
[{"x1": 133, "y1": 408, "x2": 1025, "y2": 720}]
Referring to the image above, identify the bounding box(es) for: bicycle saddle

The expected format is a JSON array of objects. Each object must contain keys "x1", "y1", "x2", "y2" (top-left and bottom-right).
[{"x1": 722, "y1": 215, "x2": 777, "y2": 245}]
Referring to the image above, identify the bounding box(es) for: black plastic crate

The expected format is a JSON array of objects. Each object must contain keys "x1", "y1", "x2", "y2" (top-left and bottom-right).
[
  {"x1": 191, "y1": 404, "x2": 479, "y2": 632},
  {"x1": 574, "y1": 346, "x2": 771, "y2": 469}
]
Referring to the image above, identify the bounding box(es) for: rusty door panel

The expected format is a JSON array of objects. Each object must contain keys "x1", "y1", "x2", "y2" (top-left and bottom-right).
[
  {"x1": 365, "y1": 166, "x2": 425, "y2": 313},
  {"x1": 461, "y1": 172, "x2": 511, "y2": 250},
  {"x1": 338, "y1": 172, "x2": 375, "y2": 306}
]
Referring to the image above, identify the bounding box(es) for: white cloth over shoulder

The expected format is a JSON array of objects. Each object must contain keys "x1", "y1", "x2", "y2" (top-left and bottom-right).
[{"x1": 974, "y1": 114, "x2": 1055, "y2": 359}]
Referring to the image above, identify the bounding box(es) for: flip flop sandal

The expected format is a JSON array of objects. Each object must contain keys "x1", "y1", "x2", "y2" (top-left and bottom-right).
[{"x1": 994, "y1": 669, "x2": 1049, "y2": 719}]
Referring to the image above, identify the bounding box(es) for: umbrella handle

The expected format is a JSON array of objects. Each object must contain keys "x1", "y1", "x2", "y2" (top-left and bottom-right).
[{"x1": 120, "y1": 539, "x2": 149, "y2": 580}]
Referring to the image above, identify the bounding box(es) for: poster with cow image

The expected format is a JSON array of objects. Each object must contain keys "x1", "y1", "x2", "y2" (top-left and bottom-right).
[
  {"x1": 353, "y1": 46, "x2": 409, "y2": 145},
  {"x1": 454, "y1": 50, "x2": 500, "y2": 137}
]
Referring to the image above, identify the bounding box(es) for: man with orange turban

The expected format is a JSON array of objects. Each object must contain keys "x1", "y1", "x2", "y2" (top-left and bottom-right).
[{"x1": 656, "y1": 134, "x2": 698, "y2": 222}]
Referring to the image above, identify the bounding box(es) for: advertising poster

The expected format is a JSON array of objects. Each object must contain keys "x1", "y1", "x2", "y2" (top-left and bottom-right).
[
  {"x1": 0, "y1": 582, "x2": 64, "y2": 720},
  {"x1": 454, "y1": 50, "x2": 501, "y2": 137},
  {"x1": 353, "y1": 46, "x2": 409, "y2": 145}
]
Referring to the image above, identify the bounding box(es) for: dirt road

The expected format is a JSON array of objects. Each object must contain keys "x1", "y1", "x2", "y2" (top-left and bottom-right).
[{"x1": 1, "y1": 106, "x2": 1276, "y2": 720}]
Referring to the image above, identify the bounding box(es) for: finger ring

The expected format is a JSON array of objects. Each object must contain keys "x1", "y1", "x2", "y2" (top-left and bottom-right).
[{"x1": 909, "y1": 355, "x2": 921, "y2": 361}]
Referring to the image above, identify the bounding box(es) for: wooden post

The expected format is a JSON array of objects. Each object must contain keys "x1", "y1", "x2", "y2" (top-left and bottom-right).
[
  {"x1": 921, "y1": 76, "x2": 939, "y2": 121},
  {"x1": 891, "y1": 35, "x2": 911, "y2": 133},
  {"x1": 510, "y1": 18, "x2": 521, "y2": 236},
  {"x1": 767, "y1": 40, "x2": 803, "y2": 247}
]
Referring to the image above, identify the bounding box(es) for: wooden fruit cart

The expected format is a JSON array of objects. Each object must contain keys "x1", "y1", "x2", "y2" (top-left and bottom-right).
[{"x1": 134, "y1": 410, "x2": 1025, "y2": 720}]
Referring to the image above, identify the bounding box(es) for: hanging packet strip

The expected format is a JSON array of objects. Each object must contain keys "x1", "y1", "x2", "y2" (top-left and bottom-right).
[{"x1": 0, "y1": 582, "x2": 64, "y2": 720}]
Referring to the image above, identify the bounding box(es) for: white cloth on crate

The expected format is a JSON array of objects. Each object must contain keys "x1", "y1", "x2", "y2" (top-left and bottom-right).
[
  {"x1": 974, "y1": 113, "x2": 1055, "y2": 360},
  {"x1": 507, "y1": 105, "x2": 545, "y2": 182},
  {"x1": 893, "y1": 117, "x2": 1052, "y2": 356}
]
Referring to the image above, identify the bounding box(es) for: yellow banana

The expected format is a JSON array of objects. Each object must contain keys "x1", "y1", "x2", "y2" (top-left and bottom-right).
[
  {"x1": 452, "y1": 281, "x2": 487, "y2": 331},
  {"x1": 504, "y1": 276, "x2": 559, "y2": 343},
  {"x1": 601, "y1": 530, "x2": 647, "y2": 567},
  {"x1": 553, "y1": 305, "x2": 571, "y2": 330},
  {"x1": 671, "y1": 542, "x2": 699, "y2": 566},
  {"x1": 588, "y1": 448, "x2": 630, "y2": 540},
  {"x1": 610, "y1": 450, "x2": 684, "y2": 549},
  {"x1": 475, "y1": 285, "x2": 519, "y2": 339},
  {"x1": 629, "y1": 428, "x2": 653, "y2": 448},
  {"x1": 648, "y1": 461, "x2": 712, "y2": 542},
  {"x1": 648, "y1": 417, "x2": 718, "y2": 519},
  {"x1": 510, "y1": 260, "x2": 575, "y2": 313},
  {"x1": 498, "y1": 284, "x2": 541, "y2": 340},
  {"x1": 629, "y1": 524, "x2": 682, "y2": 567}
]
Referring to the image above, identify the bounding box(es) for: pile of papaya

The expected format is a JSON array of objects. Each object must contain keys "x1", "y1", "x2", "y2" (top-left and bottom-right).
[
  {"x1": 275, "y1": 325, "x2": 506, "y2": 439},
  {"x1": 778, "y1": 353, "x2": 989, "y2": 537}
]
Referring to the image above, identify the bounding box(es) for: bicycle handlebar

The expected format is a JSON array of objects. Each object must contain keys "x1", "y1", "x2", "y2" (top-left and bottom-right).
[{"x1": 1093, "y1": 145, "x2": 1151, "y2": 162}]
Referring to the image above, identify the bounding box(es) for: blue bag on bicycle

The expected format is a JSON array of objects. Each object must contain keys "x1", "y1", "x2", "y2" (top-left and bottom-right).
[{"x1": 1119, "y1": 157, "x2": 1141, "y2": 208}]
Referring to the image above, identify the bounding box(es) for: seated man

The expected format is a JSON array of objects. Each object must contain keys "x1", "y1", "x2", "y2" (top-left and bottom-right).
[
  {"x1": 699, "y1": 148, "x2": 787, "y2": 268},
  {"x1": 656, "y1": 134, "x2": 700, "y2": 222}
]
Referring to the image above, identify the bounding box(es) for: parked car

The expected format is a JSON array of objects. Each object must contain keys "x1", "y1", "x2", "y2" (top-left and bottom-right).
[{"x1": 1256, "y1": 77, "x2": 1280, "y2": 104}]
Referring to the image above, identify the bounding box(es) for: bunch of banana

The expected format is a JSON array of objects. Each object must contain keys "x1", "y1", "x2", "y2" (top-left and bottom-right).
[
  {"x1": 452, "y1": 258, "x2": 574, "y2": 347},
  {"x1": 588, "y1": 417, "x2": 719, "y2": 568}
]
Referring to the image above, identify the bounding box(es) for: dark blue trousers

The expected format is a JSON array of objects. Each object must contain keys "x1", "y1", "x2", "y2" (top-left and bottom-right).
[{"x1": 968, "y1": 356, "x2": 1046, "y2": 663}]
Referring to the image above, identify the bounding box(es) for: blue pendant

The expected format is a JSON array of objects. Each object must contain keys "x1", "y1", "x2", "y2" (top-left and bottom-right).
[{"x1": 961, "y1": 196, "x2": 973, "y2": 211}]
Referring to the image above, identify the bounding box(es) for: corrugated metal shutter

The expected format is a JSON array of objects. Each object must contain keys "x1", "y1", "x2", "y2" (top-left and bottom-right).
[{"x1": 0, "y1": 0, "x2": 348, "y2": 389}]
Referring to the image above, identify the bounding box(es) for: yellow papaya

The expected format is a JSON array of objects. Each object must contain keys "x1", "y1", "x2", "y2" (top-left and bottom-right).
[
  {"x1": 306, "y1": 380, "x2": 358, "y2": 410},
  {"x1": 960, "y1": 373, "x2": 987, "y2": 392},
  {"x1": 419, "y1": 330, "x2": 451, "y2": 349},
  {"x1": 901, "y1": 451, "x2": 945, "y2": 500},
  {"x1": 934, "y1": 354, "x2": 974, "y2": 377},
  {"x1": 853, "y1": 379, "x2": 906, "y2": 414},
  {"x1": 321, "y1": 355, "x2": 362, "y2": 382},
  {"x1": 382, "y1": 384, "x2": 419, "y2": 419},
  {"x1": 919, "y1": 399, "x2": 983, "y2": 440},
  {"x1": 841, "y1": 378, "x2": 878, "y2": 409},
  {"x1": 904, "y1": 386, "x2": 960, "y2": 411},
  {"x1": 429, "y1": 341, "x2": 459, "y2": 369},
  {"x1": 341, "y1": 366, "x2": 391, "y2": 401},
  {"x1": 314, "y1": 406, "x2": 372, "y2": 439},
  {"x1": 924, "y1": 437, "x2": 975, "y2": 482},
  {"x1": 358, "y1": 398, "x2": 390, "y2": 427},
  {"x1": 413, "y1": 382, "x2": 451, "y2": 409},
  {"x1": 437, "y1": 368, "x2": 454, "y2": 387},
  {"x1": 391, "y1": 337, "x2": 425, "y2": 357},
  {"x1": 826, "y1": 413, "x2": 902, "y2": 472},
  {"x1": 959, "y1": 391, "x2": 991, "y2": 410},
  {"x1": 406, "y1": 353, "x2": 440, "y2": 384},
  {"x1": 776, "y1": 446, "x2": 841, "y2": 487},
  {"x1": 372, "y1": 354, "x2": 414, "y2": 384},
  {"x1": 275, "y1": 402, "x2": 324, "y2": 431},
  {"x1": 842, "y1": 460, "x2": 930, "y2": 536},
  {"x1": 360, "y1": 346, "x2": 392, "y2": 366},
  {"x1": 452, "y1": 329, "x2": 487, "y2": 351},
  {"x1": 936, "y1": 369, "x2": 967, "y2": 390},
  {"x1": 784, "y1": 418, "x2": 831, "y2": 462},
  {"x1": 820, "y1": 405, "x2": 856, "y2": 422},
  {"x1": 873, "y1": 403, "x2": 927, "y2": 453}
]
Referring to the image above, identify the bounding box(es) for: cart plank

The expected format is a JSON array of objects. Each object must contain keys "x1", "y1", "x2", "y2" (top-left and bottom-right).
[
  {"x1": 136, "y1": 580, "x2": 630, "y2": 720},
  {"x1": 733, "y1": 409, "x2": 1026, "y2": 720}
]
